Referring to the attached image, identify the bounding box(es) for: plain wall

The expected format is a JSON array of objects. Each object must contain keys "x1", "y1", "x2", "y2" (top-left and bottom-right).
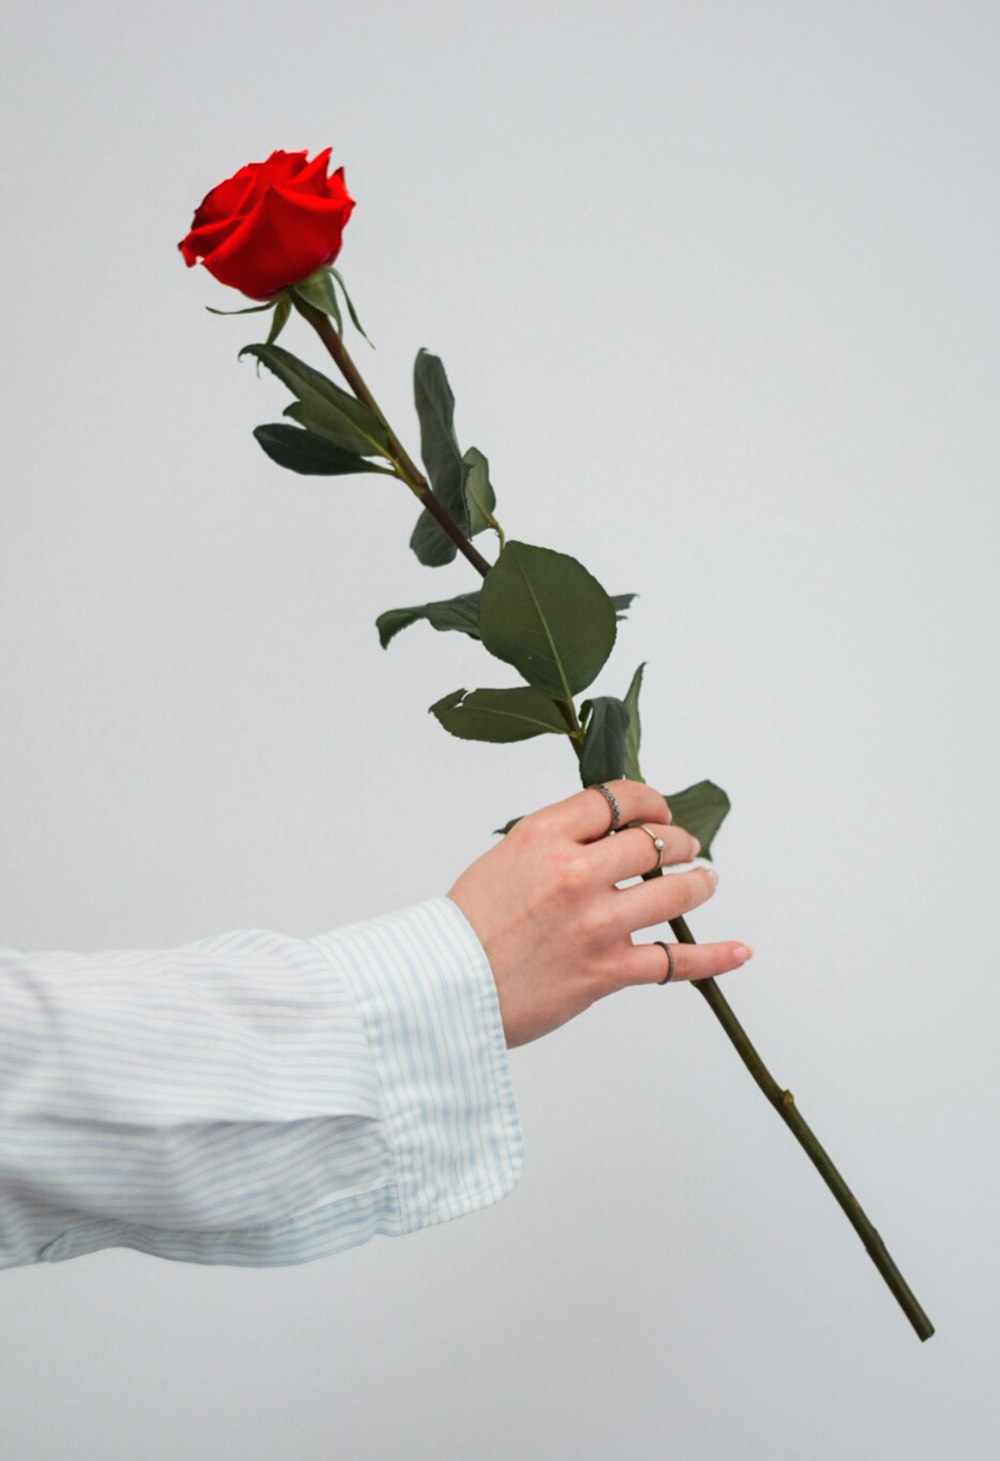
[{"x1": 2, "y1": 2, "x2": 998, "y2": 1457}]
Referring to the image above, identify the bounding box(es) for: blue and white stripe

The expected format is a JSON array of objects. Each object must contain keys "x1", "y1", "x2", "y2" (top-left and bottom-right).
[{"x1": 0, "y1": 897, "x2": 523, "y2": 1268}]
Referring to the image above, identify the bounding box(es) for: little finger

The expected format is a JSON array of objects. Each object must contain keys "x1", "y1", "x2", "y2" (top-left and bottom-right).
[{"x1": 612, "y1": 938, "x2": 753, "y2": 989}]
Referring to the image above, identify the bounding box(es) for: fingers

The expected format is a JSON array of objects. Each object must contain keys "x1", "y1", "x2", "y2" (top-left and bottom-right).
[
  {"x1": 595, "y1": 823, "x2": 700, "y2": 883},
  {"x1": 616, "y1": 864, "x2": 720, "y2": 931},
  {"x1": 614, "y1": 939, "x2": 754, "y2": 989},
  {"x1": 554, "y1": 780, "x2": 673, "y2": 843}
]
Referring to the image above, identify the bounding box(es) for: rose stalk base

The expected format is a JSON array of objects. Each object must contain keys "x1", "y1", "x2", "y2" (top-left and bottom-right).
[{"x1": 671, "y1": 914, "x2": 934, "y2": 1341}]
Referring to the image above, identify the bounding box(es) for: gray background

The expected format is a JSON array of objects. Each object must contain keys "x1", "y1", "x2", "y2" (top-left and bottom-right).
[{"x1": 2, "y1": 1, "x2": 998, "y2": 1457}]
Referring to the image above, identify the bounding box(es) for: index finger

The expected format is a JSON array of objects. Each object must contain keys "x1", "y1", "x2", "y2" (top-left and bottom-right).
[{"x1": 552, "y1": 780, "x2": 673, "y2": 843}]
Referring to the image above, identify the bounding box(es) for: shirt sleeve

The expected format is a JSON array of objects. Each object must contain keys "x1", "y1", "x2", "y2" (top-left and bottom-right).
[{"x1": 0, "y1": 897, "x2": 523, "y2": 1269}]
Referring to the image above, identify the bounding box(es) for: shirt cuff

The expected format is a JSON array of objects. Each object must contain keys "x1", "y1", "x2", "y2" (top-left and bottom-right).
[{"x1": 309, "y1": 896, "x2": 523, "y2": 1235}]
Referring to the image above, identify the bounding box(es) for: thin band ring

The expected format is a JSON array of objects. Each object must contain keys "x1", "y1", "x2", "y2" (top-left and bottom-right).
[
  {"x1": 637, "y1": 824, "x2": 665, "y2": 873},
  {"x1": 591, "y1": 783, "x2": 621, "y2": 834},
  {"x1": 654, "y1": 940, "x2": 675, "y2": 984}
]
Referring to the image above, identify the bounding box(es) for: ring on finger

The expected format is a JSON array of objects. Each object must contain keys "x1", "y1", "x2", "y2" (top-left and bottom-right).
[
  {"x1": 654, "y1": 940, "x2": 675, "y2": 984},
  {"x1": 590, "y1": 782, "x2": 621, "y2": 834},
  {"x1": 637, "y1": 824, "x2": 665, "y2": 873}
]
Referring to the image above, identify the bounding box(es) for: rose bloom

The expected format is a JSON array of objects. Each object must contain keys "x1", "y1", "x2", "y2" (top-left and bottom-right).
[{"x1": 179, "y1": 148, "x2": 355, "y2": 300}]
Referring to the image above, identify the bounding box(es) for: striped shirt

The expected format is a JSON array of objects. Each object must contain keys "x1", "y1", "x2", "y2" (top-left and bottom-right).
[{"x1": 0, "y1": 897, "x2": 523, "y2": 1268}]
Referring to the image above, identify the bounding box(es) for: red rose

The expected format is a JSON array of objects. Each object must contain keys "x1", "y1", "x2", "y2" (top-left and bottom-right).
[{"x1": 178, "y1": 148, "x2": 355, "y2": 301}]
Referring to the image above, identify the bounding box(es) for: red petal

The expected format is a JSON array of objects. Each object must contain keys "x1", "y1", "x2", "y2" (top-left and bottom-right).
[
  {"x1": 178, "y1": 214, "x2": 241, "y2": 265},
  {"x1": 239, "y1": 150, "x2": 310, "y2": 210},
  {"x1": 324, "y1": 166, "x2": 354, "y2": 213},
  {"x1": 189, "y1": 150, "x2": 312, "y2": 232},
  {"x1": 289, "y1": 148, "x2": 333, "y2": 197},
  {"x1": 189, "y1": 172, "x2": 256, "y2": 231},
  {"x1": 199, "y1": 182, "x2": 353, "y2": 299}
]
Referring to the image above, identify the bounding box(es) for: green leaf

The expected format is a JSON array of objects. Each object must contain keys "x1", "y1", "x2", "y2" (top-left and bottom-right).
[
  {"x1": 240, "y1": 343, "x2": 390, "y2": 458},
  {"x1": 662, "y1": 780, "x2": 731, "y2": 861},
  {"x1": 376, "y1": 586, "x2": 636, "y2": 649},
  {"x1": 429, "y1": 687, "x2": 571, "y2": 743},
  {"x1": 413, "y1": 350, "x2": 465, "y2": 512},
  {"x1": 409, "y1": 506, "x2": 459, "y2": 567},
  {"x1": 254, "y1": 424, "x2": 390, "y2": 477},
  {"x1": 579, "y1": 697, "x2": 630, "y2": 786},
  {"x1": 266, "y1": 294, "x2": 292, "y2": 346},
  {"x1": 376, "y1": 592, "x2": 482, "y2": 649},
  {"x1": 291, "y1": 268, "x2": 343, "y2": 333},
  {"x1": 478, "y1": 541, "x2": 618, "y2": 700},
  {"x1": 462, "y1": 447, "x2": 498, "y2": 536},
  {"x1": 410, "y1": 350, "x2": 468, "y2": 565},
  {"x1": 623, "y1": 662, "x2": 646, "y2": 782},
  {"x1": 331, "y1": 268, "x2": 372, "y2": 344},
  {"x1": 611, "y1": 593, "x2": 638, "y2": 618}
]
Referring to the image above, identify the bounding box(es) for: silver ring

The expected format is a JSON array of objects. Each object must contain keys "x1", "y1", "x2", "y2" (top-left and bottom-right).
[
  {"x1": 638, "y1": 824, "x2": 665, "y2": 872},
  {"x1": 591, "y1": 783, "x2": 621, "y2": 833},
  {"x1": 654, "y1": 941, "x2": 675, "y2": 984}
]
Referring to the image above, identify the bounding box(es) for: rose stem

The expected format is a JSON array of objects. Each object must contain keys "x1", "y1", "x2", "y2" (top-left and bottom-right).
[
  {"x1": 670, "y1": 910, "x2": 934, "y2": 1340},
  {"x1": 293, "y1": 298, "x2": 491, "y2": 576},
  {"x1": 300, "y1": 301, "x2": 935, "y2": 1342}
]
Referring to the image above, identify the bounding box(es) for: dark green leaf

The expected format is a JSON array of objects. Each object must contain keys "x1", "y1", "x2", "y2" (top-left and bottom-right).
[
  {"x1": 376, "y1": 592, "x2": 482, "y2": 649},
  {"x1": 662, "y1": 780, "x2": 731, "y2": 861},
  {"x1": 240, "y1": 343, "x2": 390, "y2": 457},
  {"x1": 462, "y1": 447, "x2": 497, "y2": 536},
  {"x1": 623, "y1": 662, "x2": 646, "y2": 782},
  {"x1": 410, "y1": 506, "x2": 459, "y2": 567},
  {"x1": 430, "y1": 687, "x2": 571, "y2": 743},
  {"x1": 611, "y1": 593, "x2": 638, "y2": 618},
  {"x1": 292, "y1": 269, "x2": 343, "y2": 332},
  {"x1": 410, "y1": 350, "x2": 468, "y2": 565},
  {"x1": 376, "y1": 586, "x2": 634, "y2": 647},
  {"x1": 579, "y1": 697, "x2": 631, "y2": 786},
  {"x1": 413, "y1": 350, "x2": 465, "y2": 513},
  {"x1": 478, "y1": 541, "x2": 618, "y2": 700},
  {"x1": 253, "y1": 424, "x2": 390, "y2": 477}
]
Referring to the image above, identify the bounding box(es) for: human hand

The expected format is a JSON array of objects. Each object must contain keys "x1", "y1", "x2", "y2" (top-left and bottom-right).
[{"x1": 447, "y1": 780, "x2": 752, "y2": 1048}]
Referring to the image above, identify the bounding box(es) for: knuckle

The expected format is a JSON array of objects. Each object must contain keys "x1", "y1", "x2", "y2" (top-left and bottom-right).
[
  {"x1": 579, "y1": 898, "x2": 615, "y2": 943},
  {"x1": 550, "y1": 850, "x2": 589, "y2": 901}
]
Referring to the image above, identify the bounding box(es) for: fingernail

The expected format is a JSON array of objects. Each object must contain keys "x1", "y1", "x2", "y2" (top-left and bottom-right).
[
  {"x1": 733, "y1": 944, "x2": 754, "y2": 965},
  {"x1": 706, "y1": 866, "x2": 719, "y2": 887},
  {"x1": 691, "y1": 837, "x2": 701, "y2": 857}
]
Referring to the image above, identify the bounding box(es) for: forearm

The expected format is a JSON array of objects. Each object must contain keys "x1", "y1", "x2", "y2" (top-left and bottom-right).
[{"x1": 0, "y1": 900, "x2": 522, "y2": 1268}]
